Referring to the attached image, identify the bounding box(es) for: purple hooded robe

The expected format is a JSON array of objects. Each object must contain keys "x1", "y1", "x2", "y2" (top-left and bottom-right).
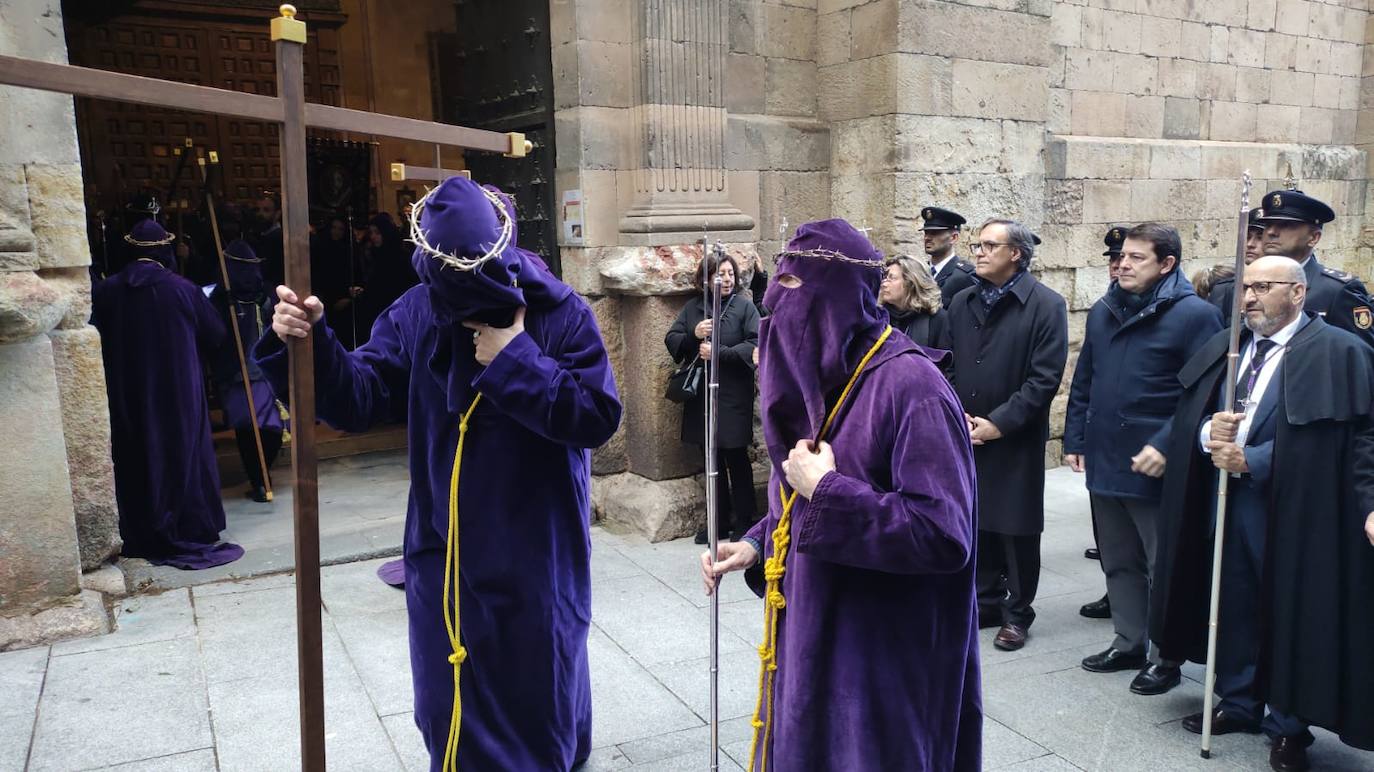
[
  {"x1": 92, "y1": 220, "x2": 244, "y2": 569},
  {"x1": 742, "y1": 219, "x2": 982, "y2": 771},
  {"x1": 254, "y1": 178, "x2": 620, "y2": 770}
]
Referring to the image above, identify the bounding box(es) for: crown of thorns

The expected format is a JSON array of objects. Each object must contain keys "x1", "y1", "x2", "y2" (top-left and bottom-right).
[
  {"x1": 123, "y1": 232, "x2": 176, "y2": 248},
  {"x1": 406, "y1": 184, "x2": 513, "y2": 272},
  {"x1": 776, "y1": 248, "x2": 884, "y2": 269}
]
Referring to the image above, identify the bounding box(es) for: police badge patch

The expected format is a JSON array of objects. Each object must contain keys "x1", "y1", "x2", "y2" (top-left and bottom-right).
[{"x1": 1355, "y1": 306, "x2": 1372, "y2": 330}]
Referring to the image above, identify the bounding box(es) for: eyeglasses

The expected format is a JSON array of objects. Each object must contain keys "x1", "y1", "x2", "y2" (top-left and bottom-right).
[
  {"x1": 1241, "y1": 281, "x2": 1298, "y2": 296},
  {"x1": 970, "y1": 241, "x2": 1011, "y2": 254}
]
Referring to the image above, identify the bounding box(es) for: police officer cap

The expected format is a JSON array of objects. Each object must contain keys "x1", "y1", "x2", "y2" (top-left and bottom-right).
[
  {"x1": 1257, "y1": 190, "x2": 1335, "y2": 226},
  {"x1": 920, "y1": 206, "x2": 966, "y2": 232},
  {"x1": 1247, "y1": 207, "x2": 1263, "y2": 231},
  {"x1": 1102, "y1": 226, "x2": 1127, "y2": 256}
]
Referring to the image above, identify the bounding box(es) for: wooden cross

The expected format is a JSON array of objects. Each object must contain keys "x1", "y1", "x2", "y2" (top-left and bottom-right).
[{"x1": 0, "y1": 6, "x2": 532, "y2": 769}]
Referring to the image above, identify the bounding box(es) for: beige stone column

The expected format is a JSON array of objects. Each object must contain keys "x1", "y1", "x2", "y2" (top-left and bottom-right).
[
  {"x1": 618, "y1": 0, "x2": 755, "y2": 241},
  {"x1": 553, "y1": 0, "x2": 771, "y2": 539},
  {"x1": 0, "y1": 0, "x2": 114, "y2": 649}
]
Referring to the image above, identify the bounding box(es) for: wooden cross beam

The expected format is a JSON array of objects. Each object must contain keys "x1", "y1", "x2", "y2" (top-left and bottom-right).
[
  {"x1": 0, "y1": 55, "x2": 532, "y2": 158},
  {"x1": 0, "y1": 6, "x2": 532, "y2": 770},
  {"x1": 391, "y1": 162, "x2": 471, "y2": 183}
]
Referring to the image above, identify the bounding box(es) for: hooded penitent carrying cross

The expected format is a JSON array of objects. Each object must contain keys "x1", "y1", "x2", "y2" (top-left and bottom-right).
[
  {"x1": 739, "y1": 219, "x2": 982, "y2": 771},
  {"x1": 254, "y1": 176, "x2": 621, "y2": 771},
  {"x1": 92, "y1": 219, "x2": 245, "y2": 569}
]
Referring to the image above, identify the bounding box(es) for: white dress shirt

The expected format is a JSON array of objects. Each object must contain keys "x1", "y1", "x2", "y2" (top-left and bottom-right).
[
  {"x1": 1200, "y1": 313, "x2": 1305, "y2": 452},
  {"x1": 931, "y1": 254, "x2": 955, "y2": 277}
]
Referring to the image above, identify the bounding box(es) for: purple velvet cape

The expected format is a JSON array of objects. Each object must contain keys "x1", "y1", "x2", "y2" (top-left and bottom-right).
[
  {"x1": 92, "y1": 259, "x2": 244, "y2": 569},
  {"x1": 744, "y1": 219, "x2": 982, "y2": 770},
  {"x1": 254, "y1": 285, "x2": 621, "y2": 771}
]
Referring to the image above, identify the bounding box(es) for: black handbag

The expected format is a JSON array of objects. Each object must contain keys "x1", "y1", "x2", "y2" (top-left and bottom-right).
[{"x1": 664, "y1": 356, "x2": 703, "y2": 403}]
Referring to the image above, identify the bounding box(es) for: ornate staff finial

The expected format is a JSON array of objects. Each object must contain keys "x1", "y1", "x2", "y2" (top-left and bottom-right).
[{"x1": 1284, "y1": 161, "x2": 1298, "y2": 191}]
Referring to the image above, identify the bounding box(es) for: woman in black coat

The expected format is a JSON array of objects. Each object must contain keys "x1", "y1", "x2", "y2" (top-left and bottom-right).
[
  {"x1": 880, "y1": 255, "x2": 951, "y2": 351},
  {"x1": 665, "y1": 253, "x2": 760, "y2": 543}
]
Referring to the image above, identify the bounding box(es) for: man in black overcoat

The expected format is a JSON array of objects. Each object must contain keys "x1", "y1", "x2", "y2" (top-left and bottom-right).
[
  {"x1": 922, "y1": 206, "x2": 975, "y2": 308},
  {"x1": 1151, "y1": 255, "x2": 1374, "y2": 772},
  {"x1": 947, "y1": 218, "x2": 1069, "y2": 652}
]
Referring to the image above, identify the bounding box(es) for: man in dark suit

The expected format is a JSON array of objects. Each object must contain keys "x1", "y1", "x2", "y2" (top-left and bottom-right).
[
  {"x1": 1152, "y1": 255, "x2": 1374, "y2": 771},
  {"x1": 946, "y1": 218, "x2": 1069, "y2": 652},
  {"x1": 1064, "y1": 223, "x2": 1221, "y2": 695},
  {"x1": 923, "y1": 206, "x2": 975, "y2": 308}
]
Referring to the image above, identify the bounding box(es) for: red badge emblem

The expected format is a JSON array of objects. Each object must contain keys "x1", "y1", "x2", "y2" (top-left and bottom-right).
[{"x1": 1355, "y1": 306, "x2": 1372, "y2": 330}]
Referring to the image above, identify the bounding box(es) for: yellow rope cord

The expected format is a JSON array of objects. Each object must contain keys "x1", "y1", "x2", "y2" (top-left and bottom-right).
[
  {"x1": 747, "y1": 326, "x2": 892, "y2": 772},
  {"x1": 441, "y1": 394, "x2": 483, "y2": 772}
]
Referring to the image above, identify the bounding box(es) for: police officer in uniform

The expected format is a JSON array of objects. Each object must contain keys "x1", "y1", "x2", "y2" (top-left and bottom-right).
[
  {"x1": 923, "y1": 206, "x2": 976, "y2": 307},
  {"x1": 1248, "y1": 190, "x2": 1374, "y2": 347},
  {"x1": 1104, "y1": 225, "x2": 1126, "y2": 282},
  {"x1": 1205, "y1": 207, "x2": 1265, "y2": 318},
  {"x1": 1080, "y1": 225, "x2": 1131, "y2": 619}
]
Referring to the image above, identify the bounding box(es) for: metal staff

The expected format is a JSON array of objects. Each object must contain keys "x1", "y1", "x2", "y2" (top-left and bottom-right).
[
  {"x1": 1201, "y1": 171, "x2": 1253, "y2": 758},
  {"x1": 705, "y1": 242, "x2": 724, "y2": 771},
  {"x1": 197, "y1": 152, "x2": 275, "y2": 503},
  {"x1": 346, "y1": 206, "x2": 358, "y2": 347}
]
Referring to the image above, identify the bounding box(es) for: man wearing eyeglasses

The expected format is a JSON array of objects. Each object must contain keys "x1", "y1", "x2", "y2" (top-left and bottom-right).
[
  {"x1": 1063, "y1": 223, "x2": 1222, "y2": 696},
  {"x1": 922, "y1": 206, "x2": 975, "y2": 308},
  {"x1": 946, "y1": 218, "x2": 1069, "y2": 652},
  {"x1": 1242, "y1": 190, "x2": 1374, "y2": 348},
  {"x1": 1150, "y1": 255, "x2": 1374, "y2": 771}
]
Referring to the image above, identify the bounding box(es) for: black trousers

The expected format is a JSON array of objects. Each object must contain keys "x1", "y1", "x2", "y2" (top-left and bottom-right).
[
  {"x1": 706, "y1": 446, "x2": 758, "y2": 534},
  {"x1": 976, "y1": 531, "x2": 1041, "y2": 628},
  {"x1": 235, "y1": 427, "x2": 283, "y2": 489}
]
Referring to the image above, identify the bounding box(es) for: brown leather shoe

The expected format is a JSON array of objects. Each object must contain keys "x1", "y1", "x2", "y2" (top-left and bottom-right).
[
  {"x1": 993, "y1": 623, "x2": 1028, "y2": 651},
  {"x1": 1269, "y1": 736, "x2": 1310, "y2": 772},
  {"x1": 1181, "y1": 708, "x2": 1260, "y2": 735}
]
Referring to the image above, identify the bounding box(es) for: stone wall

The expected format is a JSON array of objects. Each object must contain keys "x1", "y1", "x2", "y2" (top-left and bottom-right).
[
  {"x1": 1050, "y1": 0, "x2": 1366, "y2": 145},
  {"x1": 820, "y1": 0, "x2": 1051, "y2": 258},
  {"x1": 0, "y1": 0, "x2": 115, "y2": 648}
]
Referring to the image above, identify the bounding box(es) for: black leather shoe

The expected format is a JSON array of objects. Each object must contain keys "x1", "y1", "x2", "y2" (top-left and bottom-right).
[
  {"x1": 1081, "y1": 647, "x2": 1146, "y2": 673},
  {"x1": 1182, "y1": 708, "x2": 1261, "y2": 735},
  {"x1": 1079, "y1": 594, "x2": 1111, "y2": 619},
  {"x1": 1129, "y1": 664, "x2": 1181, "y2": 695},
  {"x1": 1084, "y1": 547, "x2": 1101, "y2": 560},
  {"x1": 993, "y1": 623, "x2": 1028, "y2": 651},
  {"x1": 1269, "y1": 736, "x2": 1310, "y2": 772},
  {"x1": 246, "y1": 485, "x2": 270, "y2": 503}
]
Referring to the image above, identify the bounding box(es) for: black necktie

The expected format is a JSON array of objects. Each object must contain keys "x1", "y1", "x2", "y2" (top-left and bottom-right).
[{"x1": 1234, "y1": 339, "x2": 1277, "y2": 411}]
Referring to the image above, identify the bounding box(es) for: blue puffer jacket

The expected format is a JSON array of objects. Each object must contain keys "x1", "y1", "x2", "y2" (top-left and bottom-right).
[{"x1": 1064, "y1": 269, "x2": 1223, "y2": 500}]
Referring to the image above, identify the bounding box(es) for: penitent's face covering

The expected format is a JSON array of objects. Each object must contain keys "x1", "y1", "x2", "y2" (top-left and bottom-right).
[
  {"x1": 125, "y1": 219, "x2": 178, "y2": 272},
  {"x1": 408, "y1": 176, "x2": 565, "y2": 326},
  {"x1": 758, "y1": 219, "x2": 889, "y2": 466}
]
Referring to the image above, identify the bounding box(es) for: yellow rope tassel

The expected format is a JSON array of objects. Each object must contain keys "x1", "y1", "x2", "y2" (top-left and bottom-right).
[
  {"x1": 441, "y1": 394, "x2": 483, "y2": 772},
  {"x1": 747, "y1": 327, "x2": 892, "y2": 772}
]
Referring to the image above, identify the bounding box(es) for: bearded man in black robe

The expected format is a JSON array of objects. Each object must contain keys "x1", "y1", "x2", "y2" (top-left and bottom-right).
[{"x1": 1150, "y1": 255, "x2": 1374, "y2": 772}]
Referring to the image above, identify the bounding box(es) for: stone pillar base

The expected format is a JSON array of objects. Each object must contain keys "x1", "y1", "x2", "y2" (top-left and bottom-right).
[
  {"x1": 0, "y1": 590, "x2": 109, "y2": 652},
  {"x1": 593, "y1": 457, "x2": 773, "y2": 543},
  {"x1": 593, "y1": 472, "x2": 705, "y2": 542}
]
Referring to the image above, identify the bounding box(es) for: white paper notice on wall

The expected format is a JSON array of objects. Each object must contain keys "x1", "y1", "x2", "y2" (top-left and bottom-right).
[{"x1": 562, "y1": 189, "x2": 585, "y2": 245}]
